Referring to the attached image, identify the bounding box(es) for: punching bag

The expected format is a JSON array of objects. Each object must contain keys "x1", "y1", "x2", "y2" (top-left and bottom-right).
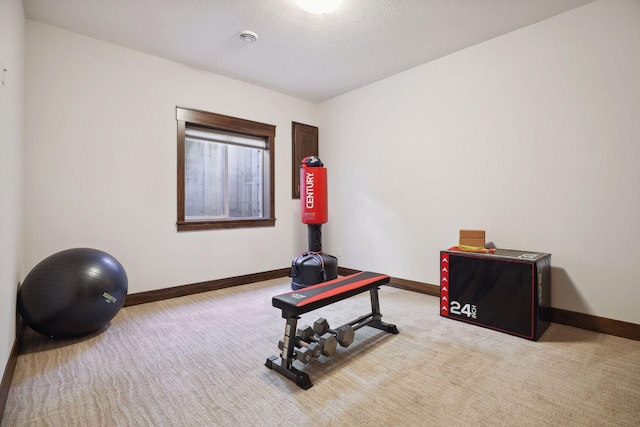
[
  {"x1": 300, "y1": 156, "x2": 328, "y2": 225},
  {"x1": 290, "y1": 156, "x2": 338, "y2": 290}
]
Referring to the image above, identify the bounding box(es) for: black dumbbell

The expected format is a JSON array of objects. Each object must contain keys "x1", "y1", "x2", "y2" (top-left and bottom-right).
[
  {"x1": 279, "y1": 336, "x2": 323, "y2": 359},
  {"x1": 278, "y1": 339, "x2": 313, "y2": 363},
  {"x1": 313, "y1": 318, "x2": 355, "y2": 348},
  {"x1": 296, "y1": 325, "x2": 338, "y2": 357},
  {"x1": 302, "y1": 340, "x2": 323, "y2": 358}
]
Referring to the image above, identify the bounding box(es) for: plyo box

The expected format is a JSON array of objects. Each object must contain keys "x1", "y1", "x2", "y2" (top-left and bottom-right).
[{"x1": 440, "y1": 249, "x2": 551, "y2": 340}]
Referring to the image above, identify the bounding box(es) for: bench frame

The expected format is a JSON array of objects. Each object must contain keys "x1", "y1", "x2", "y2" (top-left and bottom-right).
[{"x1": 265, "y1": 271, "x2": 398, "y2": 389}]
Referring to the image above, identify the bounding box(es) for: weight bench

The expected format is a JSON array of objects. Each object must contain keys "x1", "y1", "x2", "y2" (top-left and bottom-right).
[{"x1": 265, "y1": 271, "x2": 399, "y2": 389}]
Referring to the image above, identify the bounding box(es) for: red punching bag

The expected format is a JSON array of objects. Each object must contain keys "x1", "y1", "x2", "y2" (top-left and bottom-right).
[
  {"x1": 300, "y1": 156, "x2": 328, "y2": 225},
  {"x1": 290, "y1": 155, "x2": 338, "y2": 290}
]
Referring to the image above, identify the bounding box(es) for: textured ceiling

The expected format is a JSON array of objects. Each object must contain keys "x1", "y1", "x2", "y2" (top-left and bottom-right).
[{"x1": 23, "y1": 0, "x2": 594, "y2": 102}]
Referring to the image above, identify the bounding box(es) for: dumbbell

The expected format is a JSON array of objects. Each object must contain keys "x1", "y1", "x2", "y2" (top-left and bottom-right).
[
  {"x1": 278, "y1": 336, "x2": 322, "y2": 359},
  {"x1": 278, "y1": 339, "x2": 321, "y2": 360},
  {"x1": 296, "y1": 325, "x2": 338, "y2": 357},
  {"x1": 278, "y1": 339, "x2": 314, "y2": 363},
  {"x1": 313, "y1": 318, "x2": 355, "y2": 348}
]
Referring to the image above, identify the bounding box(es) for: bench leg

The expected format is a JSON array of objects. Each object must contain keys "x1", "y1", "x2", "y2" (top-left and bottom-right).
[
  {"x1": 265, "y1": 315, "x2": 313, "y2": 389},
  {"x1": 265, "y1": 355, "x2": 312, "y2": 390},
  {"x1": 338, "y1": 288, "x2": 399, "y2": 334},
  {"x1": 367, "y1": 287, "x2": 399, "y2": 334}
]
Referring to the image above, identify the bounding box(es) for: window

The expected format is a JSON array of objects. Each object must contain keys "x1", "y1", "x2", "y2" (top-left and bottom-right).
[{"x1": 176, "y1": 107, "x2": 276, "y2": 231}]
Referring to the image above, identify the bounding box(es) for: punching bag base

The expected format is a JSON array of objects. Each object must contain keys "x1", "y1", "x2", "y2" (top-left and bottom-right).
[{"x1": 290, "y1": 252, "x2": 338, "y2": 290}]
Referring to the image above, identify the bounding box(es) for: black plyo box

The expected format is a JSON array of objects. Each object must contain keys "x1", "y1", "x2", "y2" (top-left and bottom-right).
[{"x1": 440, "y1": 249, "x2": 551, "y2": 340}]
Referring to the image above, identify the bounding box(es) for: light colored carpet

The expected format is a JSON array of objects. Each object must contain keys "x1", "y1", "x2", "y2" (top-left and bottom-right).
[{"x1": 3, "y1": 278, "x2": 639, "y2": 426}]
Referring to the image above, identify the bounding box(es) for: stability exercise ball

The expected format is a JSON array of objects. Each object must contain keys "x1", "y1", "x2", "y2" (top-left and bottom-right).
[{"x1": 18, "y1": 248, "x2": 128, "y2": 338}]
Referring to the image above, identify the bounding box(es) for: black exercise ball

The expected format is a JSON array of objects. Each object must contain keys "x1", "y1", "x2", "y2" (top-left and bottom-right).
[{"x1": 18, "y1": 248, "x2": 128, "y2": 338}]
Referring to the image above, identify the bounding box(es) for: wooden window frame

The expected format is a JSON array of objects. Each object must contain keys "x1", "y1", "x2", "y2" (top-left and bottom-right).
[{"x1": 176, "y1": 107, "x2": 276, "y2": 231}]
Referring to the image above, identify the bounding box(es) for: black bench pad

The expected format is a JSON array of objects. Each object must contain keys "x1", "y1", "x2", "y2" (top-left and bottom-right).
[{"x1": 272, "y1": 271, "x2": 390, "y2": 316}]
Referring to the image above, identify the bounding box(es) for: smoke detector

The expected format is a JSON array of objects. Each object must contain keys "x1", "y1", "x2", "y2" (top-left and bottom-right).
[{"x1": 240, "y1": 30, "x2": 258, "y2": 44}]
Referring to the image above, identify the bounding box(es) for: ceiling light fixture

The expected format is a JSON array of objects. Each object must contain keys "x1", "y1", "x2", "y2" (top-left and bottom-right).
[
  {"x1": 240, "y1": 30, "x2": 258, "y2": 43},
  {"x1": 296, "y1": 0, "x2": 344, "y2": 14}
]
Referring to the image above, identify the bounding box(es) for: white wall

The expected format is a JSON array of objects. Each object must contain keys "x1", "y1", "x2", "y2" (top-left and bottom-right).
[
  {"x1": 24, "y1": 21, "x2": 315, "y2": 294},
  {"x1": 319, "y1": 0, "x2": 640, "y2": 324},
  {"x1": 0, "y1": 0, "x2": 24, "y2": 373}
]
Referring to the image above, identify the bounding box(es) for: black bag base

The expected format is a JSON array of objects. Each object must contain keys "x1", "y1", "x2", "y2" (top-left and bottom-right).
[{"x1": 289, "y1": 252, "x2": 338, "y2": 290}]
